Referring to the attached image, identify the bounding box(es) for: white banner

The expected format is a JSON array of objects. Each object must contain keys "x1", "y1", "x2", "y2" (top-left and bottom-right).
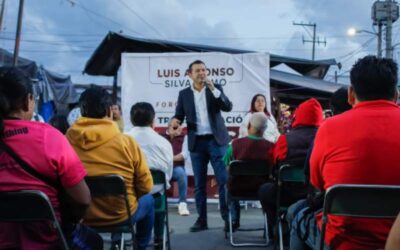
[
  {"x1": 121, "y1": 52, "x2": 270, "y2": 175},
  {"x1": 121, "y1": 52, "x2": 270, "y2": 132}
]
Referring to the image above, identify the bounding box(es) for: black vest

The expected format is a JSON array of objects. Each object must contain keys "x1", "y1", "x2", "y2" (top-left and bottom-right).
[{"x1": 285, "y1": 126, "x2": 318, "y2": 163}]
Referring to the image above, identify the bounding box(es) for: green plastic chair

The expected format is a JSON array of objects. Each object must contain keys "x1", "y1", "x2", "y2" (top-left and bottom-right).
[
  {"x1": 276, "y1": 163, "x2": 306, "y2": 250},
  {"x1": 0, "y1": 190, "x2": 70, "y2": 250},
  {"x1": 85, "y1": 175, "x2": 137, "y2": 250},
  {"x1": 151, "y1": 169, "x2": 171, "y2": 250},
  {"x1": 319, "y1": 184, "x2": 400, "y2": 250},
  {"x1": 226, "y1": 160, "x2": 273, "y2": 247}
]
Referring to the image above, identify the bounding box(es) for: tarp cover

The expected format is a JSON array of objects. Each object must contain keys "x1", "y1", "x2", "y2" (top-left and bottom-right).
[
  {"x1": 0, "y1": 48, "x2": 37, "y2": 78},
  {"x1": 84, "y1": 32, "x2": 337, "y2": 79}
]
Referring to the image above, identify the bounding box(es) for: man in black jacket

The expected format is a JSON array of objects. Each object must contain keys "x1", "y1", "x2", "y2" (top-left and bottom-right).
[{"x1": 170, "y1": 60, "x2": 232, "y2": 232}]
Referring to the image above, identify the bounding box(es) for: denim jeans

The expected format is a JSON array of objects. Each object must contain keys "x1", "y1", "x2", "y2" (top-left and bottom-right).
[
  {"x1": 69, "y1": 224, "x2": 103, "y2": 250},
  {"x1": 290, "y1": 205, "x2": 329, "y2": 250},
  {"x1": 111, "y1": 194, "x2": 154, "y2": 250},
  {"x1": 190, "y1": 136, "x2": 228, "y2": 222},
  {"x1": 228, "y1": 199, "x2": 240, "y2": 223},
  {"x1": 286, "y1": 199, "x2": 308, "y2": 229},
  {"x1": 171, "y1": 166, "x2": 188, "y2": 203}
]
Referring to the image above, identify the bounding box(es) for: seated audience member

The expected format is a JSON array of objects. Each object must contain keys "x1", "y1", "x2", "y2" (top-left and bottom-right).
[
  {"x1": 304, "y1": 87, "x2": 352, "y2": 184},
  {"x1": 291, "y1": 55, "x2": 400, "y2": 249},
  {"x1": 49, "y1": 114, "x2": 69, "y2": 134},
  {"x1": 329, "y1": 87, "x2": 353, "y2": 116},
  {"x1": 258, "y1": 98, "x2": 323, "y2": 235},
  {"x1": 0, "y1": 67, "x2": 102, "y2": 250},
  {"x1": 223, "y1": 112, "x2": 274, "y2": 232},
  {"x1": 273, "y1": 98, "x2": 323, "y2": 165},
  {"x1": 238, "y1": 94, "x2": 280, "y2": 143},
  {"x1": 286, "y1": 87, "x2": 353, "y2": 228},
  {"x1": 126, "y1": 102, "x2": 173, "y2": 249},
  {"x1": 111, "y1": 103, "x2": 124, "y2": 132},
  {"x1": 162, "y1": 121, "x2": 190, "y2": 216},
  {"x1": 66, "y1": 86, "x2": 153, "y2": 250}
]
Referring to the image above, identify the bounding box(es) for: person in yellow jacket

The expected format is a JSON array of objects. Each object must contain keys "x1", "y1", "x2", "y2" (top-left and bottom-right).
[{"x1": 66, "y1": 86, "x2": 153, "y2": 250}]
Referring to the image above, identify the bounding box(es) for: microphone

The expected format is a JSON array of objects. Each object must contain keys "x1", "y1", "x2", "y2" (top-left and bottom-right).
[{"x1": 204, "y1": 79, "x2": 212, "y2": 88}]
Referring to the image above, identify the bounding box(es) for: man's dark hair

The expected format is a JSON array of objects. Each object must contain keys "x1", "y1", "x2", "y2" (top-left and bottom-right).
[
  {"x1": 350, "y1": 55, "x2": 398, "y2": 101},
  {"x1": 130, "y1": 102, "x2": 155, "y2": 127},
  {"x1": 79, "y1": 86, "x2": 112, "y2": 118},
  {"x1": 187, "y1": 60, "x2": 205, "y2": 73},
  {"x1": 330, "y1": 87, "x2": 352, "y2": 115}
]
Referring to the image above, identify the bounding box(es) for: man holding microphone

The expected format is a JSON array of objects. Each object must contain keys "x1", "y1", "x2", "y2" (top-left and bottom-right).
[{"x1": 170, "y1": 60, "x2": 233, "y2": 232}]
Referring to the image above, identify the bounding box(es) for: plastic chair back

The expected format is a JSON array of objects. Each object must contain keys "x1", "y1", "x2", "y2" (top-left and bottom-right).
[
  {"x1": 85, "y1": 175, "x2": 137, "y2": 250},
  {"x1": 319, "y1": 184, "x2": 400, "y2": 250},
  {"x1": 0, "y1": 190, "x2": 69, "y2": 250}
]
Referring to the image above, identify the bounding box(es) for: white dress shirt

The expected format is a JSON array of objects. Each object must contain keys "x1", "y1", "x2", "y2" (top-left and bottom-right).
[
  {"x1": 126, "y1": 127, "x2": 173, "y2": 193},
  {"x1": 191, "y1": 84, "x2": 221, "y2": 135}
]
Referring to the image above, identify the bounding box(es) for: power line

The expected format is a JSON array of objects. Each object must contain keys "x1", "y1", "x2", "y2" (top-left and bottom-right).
[
  {"x1": 10, "y1": 49, "x2": 93, "y2": 53},
  {"x1": 116, "y1": 0, "x2": 165, "y2": 39},
  {"x1": 0, "y1": 31, "x2": 386, "y2": 41},
  {"x1": 0, "y1": 38, "x2": 96, "y2": 49},
  {"x1": 78, "y1": 1, "x2": 113, "y2": 32},
  {"x1": 326, "y1": 38, "x2": 377, "y2": 82},
  {"x1": 0, "y1": 35, "x2": 99, "y2": 44},
  {"x1": 171, "y1": 34, "x2": 370, "y2": 40},
  {"x1": 336, "y1": 36, "x2": 376, "y2": 61},
  {"x1": 0, "y1": 31, "x2": 104, "y2": 37},
  {"x1": 293, "y1": 21, "x2": 327, "y2": 60},
  {"x1": 257, "y1": 47, "x2": 377, "y2": 52},
  {"x1": 68, "y1": 0, "x2": 143, "y2": 37}
]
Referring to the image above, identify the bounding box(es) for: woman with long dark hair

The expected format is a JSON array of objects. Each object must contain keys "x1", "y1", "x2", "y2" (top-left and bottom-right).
[
  {"x1": 239, "y1": 94, "x2": 280, "y2": 143},
  {"x1": 0, "y1": 67, "x2": 102, "y2": 249}
]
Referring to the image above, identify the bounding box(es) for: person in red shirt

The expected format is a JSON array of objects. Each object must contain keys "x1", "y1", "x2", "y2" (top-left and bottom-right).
[
  {"x1": 291, "y1": 55, "x2": 400, "y2": 250},
  {"x1": 258, "y1": 98, "x2": 323, "y2": 236}
]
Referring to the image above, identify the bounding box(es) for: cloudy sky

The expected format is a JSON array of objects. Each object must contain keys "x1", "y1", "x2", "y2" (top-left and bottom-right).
[{"x1": 1, "y1": 0, "x2": 394, "y2": 84}]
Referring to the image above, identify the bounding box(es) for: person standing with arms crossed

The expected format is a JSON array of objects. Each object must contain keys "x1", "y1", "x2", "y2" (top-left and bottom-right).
[{"x1": 170, "y1": 60, "x2": 233, "y2": 232}]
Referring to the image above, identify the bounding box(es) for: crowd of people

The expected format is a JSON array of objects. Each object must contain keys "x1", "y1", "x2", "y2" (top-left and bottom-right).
[{"x1": 0, "y1": 55, "x2": 400, "y2": 250}]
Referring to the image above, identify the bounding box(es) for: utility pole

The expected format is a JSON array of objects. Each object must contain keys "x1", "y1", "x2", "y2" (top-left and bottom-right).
[
  {"x1": 386, "y1": 0, "x2": 394, "y2": 59},
  {"x1": 372, "y1": 0, "x2": 399, "y2": 59},
  {"x1": 13, "y1": 0, "x2": 24, "y2": 66},
  {"x1": 377, "y1": 22, "x2": 383, "y2": 58},
  {"x1": 293, "y1": 22, "x2": 327, "y2": 60},
  {"x1": 0, "y1": 0, "x2": 6, "y2": 65},
  {"x1": 0, "y1": 0, "x2": 6, "y2": 33}
]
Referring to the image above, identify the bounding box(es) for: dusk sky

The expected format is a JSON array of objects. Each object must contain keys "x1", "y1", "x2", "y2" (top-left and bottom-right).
[{"x1": 2, "y1": 0, "x2": 393, "y2": 85}]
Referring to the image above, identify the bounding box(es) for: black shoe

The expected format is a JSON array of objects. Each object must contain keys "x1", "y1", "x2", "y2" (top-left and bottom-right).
[
  {"x1": 190, "y1": 218, "x2": 208, "y2": 232},
  {"x1": 154, "y1": 238, "x2": 163, "y2": 250},
  {"x1": 234, "y1": 221, "x2": 240, "y2": 231},
  {"x1": 224, "y1": 221, "x2": 240, "y2": 232}
]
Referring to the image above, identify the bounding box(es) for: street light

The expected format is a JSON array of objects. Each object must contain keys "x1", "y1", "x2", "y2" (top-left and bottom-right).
[
  {"x1": 347, "y1": 27, "x2": 382, "y2": 58},
  {"x1": 347, "y1": 28, "x2": 357, "y2": 36}
]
